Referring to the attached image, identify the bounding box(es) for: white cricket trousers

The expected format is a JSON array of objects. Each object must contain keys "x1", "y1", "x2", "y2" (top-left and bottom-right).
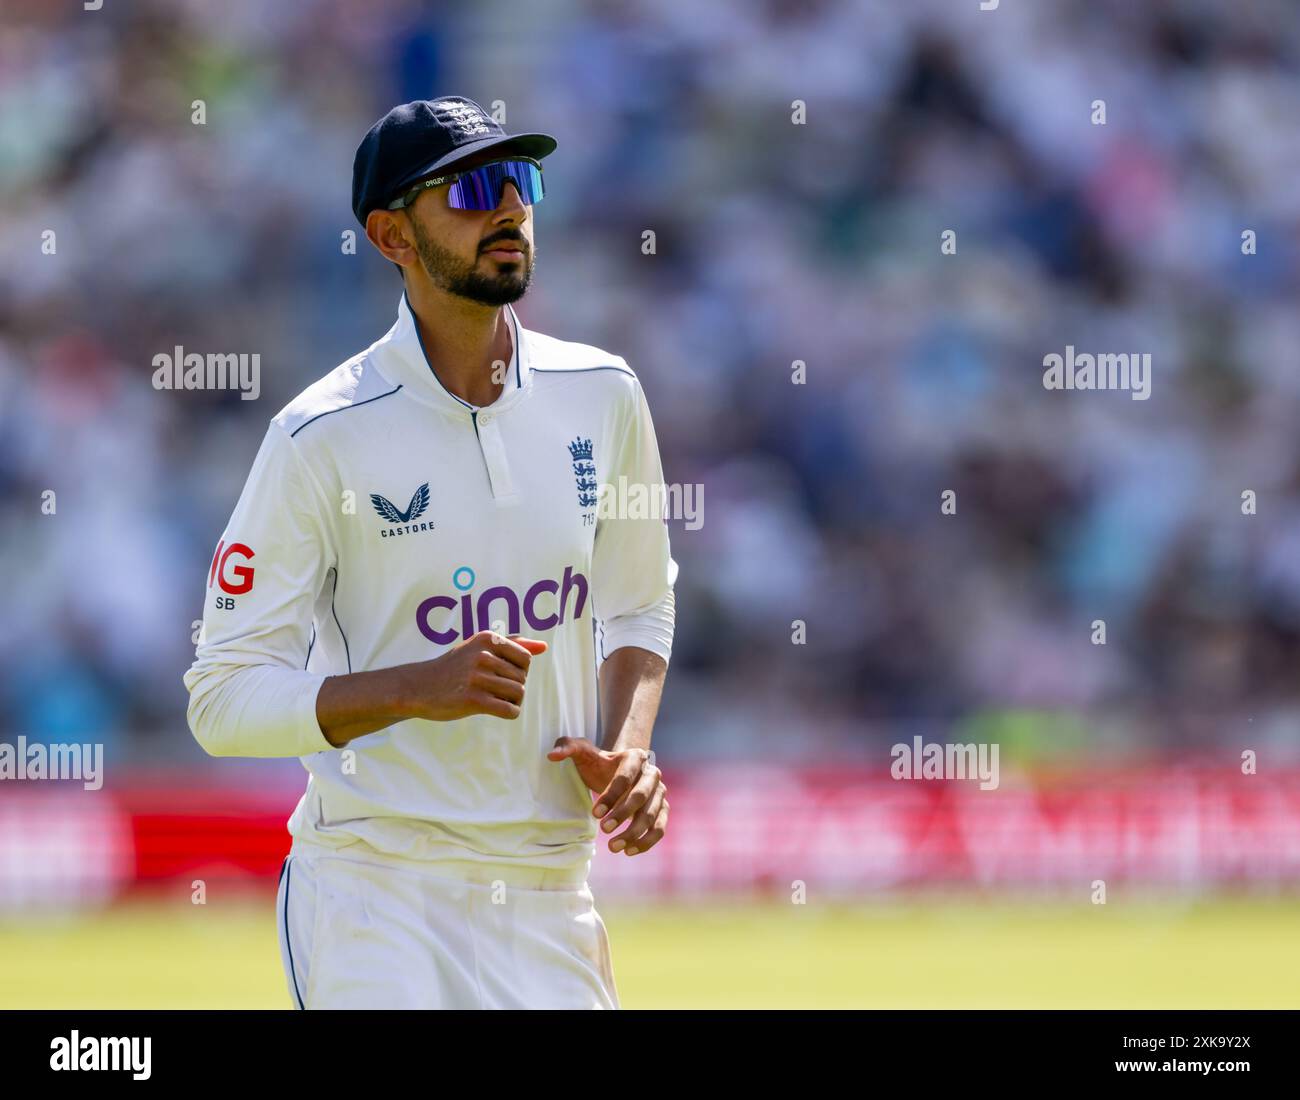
[{"x1": 275, "y1": 845, "x2": 619, "y2": 1009}]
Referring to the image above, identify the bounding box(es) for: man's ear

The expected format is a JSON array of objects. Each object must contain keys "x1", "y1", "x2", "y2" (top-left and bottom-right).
[{"x1": 365, "y1": 208, "x2": 418, "y2": 272}]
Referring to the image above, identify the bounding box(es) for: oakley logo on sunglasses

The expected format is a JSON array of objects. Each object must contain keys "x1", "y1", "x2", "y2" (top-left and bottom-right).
[{"x1": 388, "y1": 159, "x2": 545, "y2": 212}]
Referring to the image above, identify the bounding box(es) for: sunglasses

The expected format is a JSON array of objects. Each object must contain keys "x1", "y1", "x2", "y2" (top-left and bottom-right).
[{"x1": 387, "y1": 157, "x2": 545, "y2": 212}]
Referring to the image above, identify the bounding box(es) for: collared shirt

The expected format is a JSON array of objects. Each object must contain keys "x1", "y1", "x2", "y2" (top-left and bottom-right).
[{"x1": 183, "y1": 294, "x2": 676, "y2": 875}]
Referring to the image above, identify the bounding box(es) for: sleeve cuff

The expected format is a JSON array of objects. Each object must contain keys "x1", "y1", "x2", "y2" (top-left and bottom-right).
[
  {"x1": 597, "y1": 589, "x2": 675, "y2": 666},
  {"x1": 291, "y1": 672, "x2": 333, "y2": 755}
]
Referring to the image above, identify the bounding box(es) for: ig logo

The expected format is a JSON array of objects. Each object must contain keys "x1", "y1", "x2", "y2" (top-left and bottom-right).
[{"x1": 209, "y1": 540, "x2": 255, "y2": 604}]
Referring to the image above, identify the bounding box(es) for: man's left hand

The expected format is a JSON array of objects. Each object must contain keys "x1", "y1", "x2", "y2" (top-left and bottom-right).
[{"x1": 547, "y1": 737, "x2": 668, "y2": 856}]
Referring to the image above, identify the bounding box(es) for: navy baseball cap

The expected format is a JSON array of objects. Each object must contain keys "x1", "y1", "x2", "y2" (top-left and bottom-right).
[{"x1": 352, "y1": 97, "x2": 558, "y2": 226}]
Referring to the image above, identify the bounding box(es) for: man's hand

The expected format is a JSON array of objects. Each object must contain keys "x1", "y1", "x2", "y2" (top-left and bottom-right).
[
  {"x1": 547, "y1": 737, "x2": 668, "y2": 856},
  {"x1": 316, "y1": 631, "x2": 547, "y2": 746},
  {"x1": 407, "y1": 631, "x2": 547, "y2": 722}
]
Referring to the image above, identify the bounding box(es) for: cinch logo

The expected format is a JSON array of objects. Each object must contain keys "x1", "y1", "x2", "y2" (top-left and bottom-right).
[
  {"x1": 416, "y1": 565, "x2": 588, "y2": 645},
  {"x1": 209, "y1": 540, "x2": 254, "y2": 594}
]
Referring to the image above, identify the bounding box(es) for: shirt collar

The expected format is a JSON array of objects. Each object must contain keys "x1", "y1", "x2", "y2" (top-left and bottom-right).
[{"x1": 376, "y1": 291, "x2": 532, "y2": 415}]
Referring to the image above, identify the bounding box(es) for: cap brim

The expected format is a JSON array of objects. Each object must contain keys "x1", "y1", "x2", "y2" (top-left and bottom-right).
[{"x1": 395, "y1": 133, "x2": 558, "y2": 193}]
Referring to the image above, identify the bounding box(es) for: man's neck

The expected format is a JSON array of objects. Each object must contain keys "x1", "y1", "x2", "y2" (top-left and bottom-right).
[{"x1": 405, "y1": 281, "x2": 514, "y2": 408}]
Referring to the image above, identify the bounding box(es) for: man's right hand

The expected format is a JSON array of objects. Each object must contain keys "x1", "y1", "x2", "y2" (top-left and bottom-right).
[
  {"x1": 316, "y1": 631, "x2": 548, "y2": 747},
  {"x1": 405, "y1": 630, "x2": 548, "y2": 722}
]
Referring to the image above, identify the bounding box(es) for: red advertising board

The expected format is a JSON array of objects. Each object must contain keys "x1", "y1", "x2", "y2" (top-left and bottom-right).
[{"x1": 2, "y1": 765, "x2": 1298, "y2": 908}]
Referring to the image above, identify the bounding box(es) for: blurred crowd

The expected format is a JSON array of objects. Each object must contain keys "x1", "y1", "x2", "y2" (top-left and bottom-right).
[{"x1": 4, "y1": 0, "x2": 1300, "y2": 767}]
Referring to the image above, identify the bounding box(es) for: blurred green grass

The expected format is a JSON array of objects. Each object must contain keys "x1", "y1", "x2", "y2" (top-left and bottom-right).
[{"x1": 2, "y1": 895, "x2": 1298, "y2": 1008}]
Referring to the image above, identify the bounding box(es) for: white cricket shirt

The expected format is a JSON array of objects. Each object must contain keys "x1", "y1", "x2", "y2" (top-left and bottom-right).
[{"x1": 183, "y1": 293, "x2": 676, "y2": 876}]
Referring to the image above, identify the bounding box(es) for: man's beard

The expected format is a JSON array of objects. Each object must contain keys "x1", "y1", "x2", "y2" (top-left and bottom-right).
[{"x1": 410, "y1": 220, "x2": 532, "y2": 306}]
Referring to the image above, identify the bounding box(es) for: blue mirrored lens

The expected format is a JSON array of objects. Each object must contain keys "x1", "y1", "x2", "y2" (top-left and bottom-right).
[{"x1": 448, "y1": 160, "x2": 544, "y2": 210}]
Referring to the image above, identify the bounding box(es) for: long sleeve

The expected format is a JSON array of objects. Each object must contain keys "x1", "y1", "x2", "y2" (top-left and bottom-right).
[
  {"x1": 591, "y1": 373, "x2": 678, "y2": 665},
  {"x1": 182, "y1": 422, "x2": 336, "y2": 757}
]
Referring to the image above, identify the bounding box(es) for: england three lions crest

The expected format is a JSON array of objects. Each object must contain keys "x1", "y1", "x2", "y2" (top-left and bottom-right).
[{"x1": 568, "y1": 437, "x2": 599, "y2": 509}]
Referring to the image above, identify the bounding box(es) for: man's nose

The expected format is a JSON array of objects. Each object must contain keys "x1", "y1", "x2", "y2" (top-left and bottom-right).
[{"x1": 495, "y1": 180, "x2": 528, "y2": 216}]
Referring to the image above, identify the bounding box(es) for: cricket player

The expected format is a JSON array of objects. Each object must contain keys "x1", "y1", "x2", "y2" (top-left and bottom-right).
[{"x1": 183, "y1": 97, "x2": 675, "y2": 1009}]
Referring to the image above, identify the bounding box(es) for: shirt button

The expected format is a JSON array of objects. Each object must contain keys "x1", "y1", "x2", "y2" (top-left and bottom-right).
[{"x1": 480, "y1": 413, "x2": 492, "y2": 424}]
